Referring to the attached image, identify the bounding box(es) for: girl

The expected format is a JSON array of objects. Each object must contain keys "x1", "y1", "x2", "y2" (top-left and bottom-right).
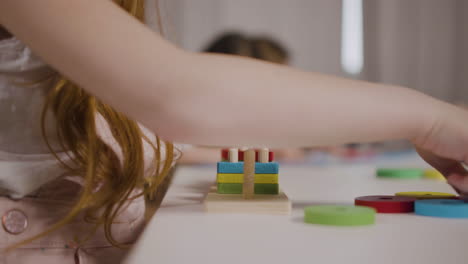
[{"x1": 0, "y1": 0, "x2": 468, "y2": 263}]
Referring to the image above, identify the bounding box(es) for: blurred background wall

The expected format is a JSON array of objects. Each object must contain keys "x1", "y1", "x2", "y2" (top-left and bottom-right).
[{"x1": 154, "y1": 0, "x2": 468, "y2": 103}]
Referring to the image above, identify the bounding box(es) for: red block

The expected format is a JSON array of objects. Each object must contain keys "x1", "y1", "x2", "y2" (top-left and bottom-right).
[{"x1": 221, "y1": 149, "x2": 229, "y2": 161}]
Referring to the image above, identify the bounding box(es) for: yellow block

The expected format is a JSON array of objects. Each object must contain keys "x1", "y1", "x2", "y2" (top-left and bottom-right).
[
  {"x1": 395, "y1": 191, "x2": 456, "y2": 199},
  {"x1": 217, "y1": 173, "x2": 278, "y2": 184},
  {"x1": 424, "y1": 169, "x2": 446, "y2": 182}
]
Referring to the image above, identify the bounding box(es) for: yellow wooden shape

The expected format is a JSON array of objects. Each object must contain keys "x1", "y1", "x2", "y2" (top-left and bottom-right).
[
  {"x1": 424, "y1": 169, "x2": 446, "y2": 182},
  {"x1": 395, "y1": 191, "x2": 456, "y2": 199},
  {"x1": 217, "y1": 173, "x2": 278, "y2": 184}
]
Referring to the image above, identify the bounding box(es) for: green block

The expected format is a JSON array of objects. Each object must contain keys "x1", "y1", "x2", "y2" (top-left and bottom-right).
[
  {"x1": 217, "y1": 183, "x2": 242, "y2": 194},
  {"x1": 254, "y1": 184, "x2": 279, "y2": 195}
]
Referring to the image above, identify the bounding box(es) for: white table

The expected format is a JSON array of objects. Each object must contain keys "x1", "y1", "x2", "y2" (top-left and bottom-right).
[{"x1": 126, "y1": 152, "x2": 468, "y2": 264}]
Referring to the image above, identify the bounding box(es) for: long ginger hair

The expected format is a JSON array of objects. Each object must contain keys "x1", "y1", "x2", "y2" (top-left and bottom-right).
[{"x1": 10, "y1": 0, "x2": 175, "y2": 249}]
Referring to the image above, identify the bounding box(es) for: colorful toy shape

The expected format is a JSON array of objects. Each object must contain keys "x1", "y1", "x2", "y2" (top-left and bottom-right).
[{"x1": 217, "y1": 149, "x2": 279, "y2": 195}]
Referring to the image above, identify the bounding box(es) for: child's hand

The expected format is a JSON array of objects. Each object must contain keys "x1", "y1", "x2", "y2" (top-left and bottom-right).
[{"x1": 414, "y1": 104, "x2": 468, "y2": 196}]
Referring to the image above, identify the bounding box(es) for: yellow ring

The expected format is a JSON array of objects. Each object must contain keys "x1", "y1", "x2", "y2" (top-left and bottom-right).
[
  {"x1": 395, "y1": 191, "x2": 456, "y2": 199},
  {"x1": 423, "y1": 169, "x2": 446, "y2": 182}
]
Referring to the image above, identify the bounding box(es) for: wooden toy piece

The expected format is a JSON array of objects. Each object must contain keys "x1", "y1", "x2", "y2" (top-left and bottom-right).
[
  {"x1": 268, "y1": 151, "x2": 275, "y2": 162},
  {"x1": 355, "y1": 195, "x2": 416, "y2": 213},
  {"x1": 217, "y1": 173, "x2": 244, "y2": 184},
  {"x1": 208, "y1": 148, "x2": 290, "y2": 214},
  {"x1": 217, "y1": 162, "x2": 279, "y2": 174},
  {"x1": 395, "y1": 191, "x2": 457, "y2": 199},
  {"x1": 255, "y1": 162, "x2": 279, "y2": 173},
  {"x1": 254, "y1": 184, "x2": 279, "y2": 195},
  {"x1": 424, "y1": 169, "x2": 446, "y2": 181},
  {"x1": 217, "y1": 183, "x2": 242, "y2": 194},
  {"x1": 376, "y1": 168, "x2": 424, "y2": 179},
  {"x1": 228, "y1": 148, "x2": 239, "y2": 162},
  {"x1": 221, "y1": 148, "x2": 275, "y2": 162},
  {"x1": 217, "y1": 173, "x2": 279, "y2": 184},
  {"x1": 255, "y1": 149, "x2": 277, "y2": 195},
  {"x1": 217, "y1": 173, "x2": 279, "y2": 194},
  {"x1": 238, "y1": 151, "x2": 244, "y2": 162},
  {"x1": 415, "y1": 199, "x2": 468, "y2": 218},
  {"x1": 253, "y1": 174, "x2": 278, "y2": 184},
  {"x1": 221, "y1": 149, "x2": 229, "y2": 161},
  {"x1": 243, "y1": 148, "x2": 255, "y2": 199},
  {"x1": 236, "y1": 149, "x2": 274, "y2": 162},
  {"x1": 217, "y1": 162, "x2": 244, "y2": 173},
  {"x1": 204, "y1": 185, "x2": 291, "y2": 214},
  {"x1": 216, "y1": 161, "x2": 279, "y2": 195},
  {"x1": 254, "y1": 150, "x2": 274, "y2": 162},
  {"x1": 258, "y1": 148, "x2": 269, "y2": 163},
  {"x1": 304, "y1": 205, "x2": 376, "y2": 226},
  {"x1": 238, "y1": 147, "x2": 248, "y2": 161},
  {"x1": 217, "y1": 183, "x2": 279, "y2": 194}
]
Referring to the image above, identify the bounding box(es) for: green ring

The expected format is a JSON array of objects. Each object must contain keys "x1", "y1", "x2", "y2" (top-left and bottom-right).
[
  {"x1": 304, "y1": 205, "x2": 376, "y2": 226},
  {"x1": 376, "y1": 168, "x2": 424, "y2": 179}
]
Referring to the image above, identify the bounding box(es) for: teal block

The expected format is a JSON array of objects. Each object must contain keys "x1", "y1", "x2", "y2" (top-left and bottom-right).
[
  {"x1": 217, "y1": 162, "x2": 243, "y2": 174},
  {"x1": 255, "y1": 163, "x2": 279, "y2": 174},
  {"x1": 217, "y1": 162, "x2": 279, "y2": 174}
]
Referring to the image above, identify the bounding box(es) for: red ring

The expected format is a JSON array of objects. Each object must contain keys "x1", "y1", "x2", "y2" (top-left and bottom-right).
[{"x1": 355, "y1": 195, "x2": 416, "y2": 213}]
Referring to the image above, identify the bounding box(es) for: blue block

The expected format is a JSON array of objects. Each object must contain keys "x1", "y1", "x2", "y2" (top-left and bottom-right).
[
  {"x1": 217, "y1": 162, "x2": 243, "y2": 173},
  {"x1": 415, "y1": 199, "x2": 468, "y2": 218},
  {"x1": 217, "y1": 162, "x2": 279, "y2": 174},
  {"x1": 255, "y1": 162, "x2": 279, "y2": 174}
]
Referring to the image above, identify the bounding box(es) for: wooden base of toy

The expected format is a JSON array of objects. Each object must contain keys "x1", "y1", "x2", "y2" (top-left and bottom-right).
[{"x1": 204, "y1": 185, "x2": 291, "y2": 215}]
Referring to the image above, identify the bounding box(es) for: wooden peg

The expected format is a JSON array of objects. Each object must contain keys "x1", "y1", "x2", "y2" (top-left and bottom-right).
[
  {"x1": 228, "y1": 148, "x2": 239, "y2": 162},
  {"x1": 258, "y1": 148, "x2": 269, "y2": 163},
  {"x1": 243, "y1": 148, "x2": 255, "y2": 199}
]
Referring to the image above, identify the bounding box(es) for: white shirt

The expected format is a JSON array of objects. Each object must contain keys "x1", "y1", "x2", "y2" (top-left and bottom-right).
[
  {"x1": 0, "y1": 37, "x2": 179, "y2": 198},
  {"x1": 0, "y1": 3, "x2": 173, "y2": 198}
]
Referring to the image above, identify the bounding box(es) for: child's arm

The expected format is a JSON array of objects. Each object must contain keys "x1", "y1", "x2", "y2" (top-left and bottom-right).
[
  {"x1": 0, "y1": 0, "x2": 432, "y2": 146},
  {"x1": 1, "y1": 0, "x2": 468, "y2": 194}
]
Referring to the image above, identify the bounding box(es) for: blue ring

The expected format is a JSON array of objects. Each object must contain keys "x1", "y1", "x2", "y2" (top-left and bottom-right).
[{"x1": 415, "y1": 199, "x2": 468, "y2": 218}]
